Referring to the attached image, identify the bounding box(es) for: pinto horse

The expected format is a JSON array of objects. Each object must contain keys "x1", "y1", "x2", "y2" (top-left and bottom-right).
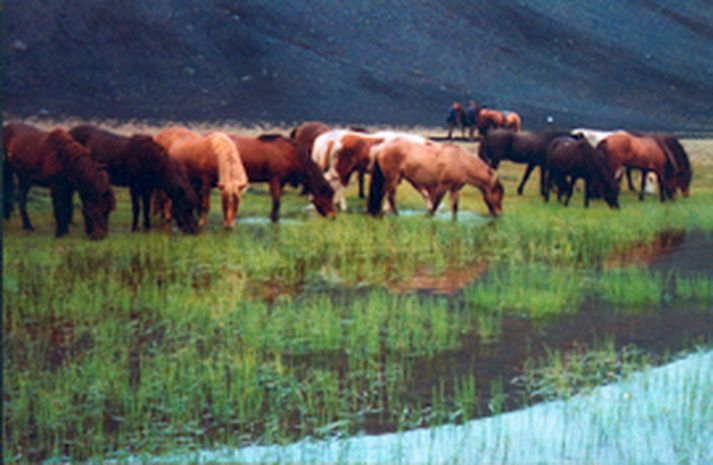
[
  {"x1": 155, "y1": 127, "x2": 248, "y2": 229},
  {"x1": 367, "y1": 140, "x2": 504, "y2": 219},
  {"x1": 312, "y1": 130, "x2": 430, "y2": 211},
  {"x1": 3, "y1": 122, "x2": 116, "y2": 239},
  {"x1": 545, "y1": 135, "x2": 619, "y2": 208},
  {"x1": 228, "y1": 134, "x2": 336, "y2": 222},
  {"x1": 479, "y1": 129, "x2": 569, "y2": 197},
  {"x1": 598, "y1": 132, "x2": 677, "y2": 202},
  {"x1": 69, "y1": 125, "x2": 199, "y2": 234}
]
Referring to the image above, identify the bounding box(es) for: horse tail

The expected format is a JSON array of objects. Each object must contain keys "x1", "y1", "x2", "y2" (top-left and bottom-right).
[
  {"x1": 367, "y1": 156, "x2": 385, "y2": 216},
  {"x1": 208, "y1": 132, "x2": 248, "y2": 199},
  {"x1": 3, "y1": 155, "x2": 15, "y2": 219}
]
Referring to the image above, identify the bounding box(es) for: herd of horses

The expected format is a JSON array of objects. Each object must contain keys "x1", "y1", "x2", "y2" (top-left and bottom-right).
[{"x1": 2, "y1": 118, "x2": 692, "y2": 240}]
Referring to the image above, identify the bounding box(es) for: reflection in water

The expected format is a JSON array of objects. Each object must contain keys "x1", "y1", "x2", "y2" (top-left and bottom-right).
[{"x1": 130, "y1": 350, "x2": 713, "y2": 464}]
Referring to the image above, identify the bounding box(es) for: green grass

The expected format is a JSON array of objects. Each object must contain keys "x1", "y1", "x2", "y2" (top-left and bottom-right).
[{"x1": 3, "y1": 140, "x2": 713, "y2": 463}]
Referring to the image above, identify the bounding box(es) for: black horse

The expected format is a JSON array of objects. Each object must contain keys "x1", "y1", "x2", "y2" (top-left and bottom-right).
[
  {"x1": 69, "y1": 125, "x2": 199, "y2": 234},
  {"x1": 545, "y1": 135, "x2": 620, "y2": 208},
  {"x1": 478, "y1": 129, "x2": 571, "y2": 197}
]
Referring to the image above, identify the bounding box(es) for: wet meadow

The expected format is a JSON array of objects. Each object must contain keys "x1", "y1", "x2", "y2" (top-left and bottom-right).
[{"x1": 3, "y1": 129, "x2": 713, "y2": 463}]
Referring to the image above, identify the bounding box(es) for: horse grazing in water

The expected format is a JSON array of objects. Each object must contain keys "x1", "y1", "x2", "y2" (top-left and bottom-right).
[
  {"x1": 69, "y1": 125, "x2": 199, "y2": 234},
  {"x1": 367, "y1": 140, "x2": 504, "y2": 219},
  {"x1": 545, "y1": 136, "x2": 619, "y2": 208},
  {"x1": 3, "y1": 122, "x2": 116, "y2": 239},
  {"x1": 598, "y1": 132, "x2": 677, "y2": 202},
  {"x1": 228, "y1": 134, "x2": 336, "y2": 222},
  {"x1": 479, "y1": 129, "x2": 569, "y2": 197},
  {"x1": 155, "y1": 127, "x2": 248, "y2": 229},
  {"x1": 312, "y1": 130, "x2": 430, "y2": 211}
]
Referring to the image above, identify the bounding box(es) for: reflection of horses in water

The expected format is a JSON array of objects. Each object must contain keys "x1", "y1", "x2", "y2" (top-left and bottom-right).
[
  {"x1": 479, "y1": 129, "x2": 569, "y2": 197},
  {"x1": 229, "y1": 134, "x2": 336, "y2": 222},
  {"x1": 312, "y1": 130, "x2": 430, "y2": 210},
  {"x1": 545, "y1": 135, "x2": 620, "y2": 208},
  {"x1": 69, "y1": 124, "x2": 199, "y2": 234},
  {"x1": 367, "y1": 139, "x2": 504, "y2": 219},
  {"x1": 3, "y1": 122, "x2": 116, "y2": 239},
  {"x1": 598, "y1": 132, "x2": 678, "y2": 202},
  {"x1": 155, "y1": 127, "x2": 248, "y2": 229}
]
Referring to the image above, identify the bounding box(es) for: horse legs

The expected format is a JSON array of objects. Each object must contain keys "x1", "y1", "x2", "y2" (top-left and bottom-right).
[
  {"x1": 141, "y1": 189, "x2": 152, "y2": 230},
  {"x1": 564, "y1": 178, "x2": 575, "y2": 206},
  {"x1": 517, "y1": 163, "x2": 536, "y2": 195},
  {"x1": 625, "y1": 166, "x2": 636, "y2": 191},
  {"x1": 638, "y1": 169, "x2": 648, "y2": 201},
  {"x1": 130, "y1": 188, "x2": 141, "y2": 231},
  {"x1": 17, "y1": 177, "x2": 34, "y2": 231},
  {"x1": 583, "y1": 178, "x2": 591, "y2": 208},
  {"x1": 269, "y1": 178, "x2": 283, "y2": 222},
  {"x1": 357, "y1": 169, "x2": 366, "y2": 199},
  {"x1": 199, "y1": 181, "x2": 212, "y2": 227},
  {"x1": 51, "y1": 183, "x2": 73, "y2": 237},
  {"x1": 4, "y1": 163, "x2": 15, "y2": 220},
  {"x1": 428, "y1": 190, "x2": 446, "y2": 216},
  {"x1": 449, "y1": 189, "x2": 460, "y2": 220}
]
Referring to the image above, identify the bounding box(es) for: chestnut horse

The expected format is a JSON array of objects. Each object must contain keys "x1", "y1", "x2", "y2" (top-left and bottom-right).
[
  {"x1": 477, "y1": 109, "x2": 522, "y2": 135},
  {"x1": 367, "y1": 140, "x2": 504, "y2": 219},
  {"x1": 598, "y1": 132, "x2": 678, "y2": 202},
  {"x1": 479, "y1": 129, "x2": 570, "y2": 196},
  {"x1": 312, "y1": 130, "x2": 430, "y2": 211},
  {"x1": 290, "y1": 121, "x2": 331, "y2": 158},
  {"x1": 69, "y1": 125, "x2": 199, "y2": 234},
  {"x1": 228, "y1": 134, "x2": 336, "y2": 222},
  {"x1": 3, "y1": 122, "x2": 116, "y2": 239},
  {"x1": 545, "y1": 135, "x2": 620, "y2": 208},
  {"x1": 155, "y1": 127, "x2": 248, "y2": 229}
]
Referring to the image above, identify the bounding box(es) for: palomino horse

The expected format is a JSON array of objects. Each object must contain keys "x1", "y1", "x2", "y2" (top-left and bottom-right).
[
  {"x1": 545, "y1": 135, "x2": 619, "y2": 208},
  {"x1": 479, "y1": 129, "x2": 570, "y2": 196},
  {"x1": 477, "y1": 109, "x2": 522, "y2": 136},
  {"x1": 312, "y1": 130, "x2": 430, "y2": 211},
  {"x1": 598, "y1": 132, "x2": 677, "y2": 202},
  {"x1": 228, "y1": 134, "x2": 336, "y2": 222},
  {"x1": 69, "y1": 124, "x2": 199, "y2": 234},
  {"x1": 367, "y1": 140, "x2": 504, "y2": 219},
  {"x1": 155, "y1": 127, "x2": 248, "y2": 229},
  {"x1": 3, "y1": 122, "x2": 116, "y2": 239}
]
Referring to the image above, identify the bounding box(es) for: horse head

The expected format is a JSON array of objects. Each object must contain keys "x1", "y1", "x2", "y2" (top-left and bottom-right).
[{"x1": 484, "y1": 176, "x2": 505, "y2": 216}]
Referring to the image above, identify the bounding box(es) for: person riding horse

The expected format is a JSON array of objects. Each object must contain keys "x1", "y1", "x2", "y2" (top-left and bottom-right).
[{"x1": 446, "y1": 102, "x2": 467, "y2": 139}]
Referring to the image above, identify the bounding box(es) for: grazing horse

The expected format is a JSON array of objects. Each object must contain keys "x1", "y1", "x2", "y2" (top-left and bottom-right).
[
  {"x1": 155, "y1": 127, "x2": 248, "y2": 229},
  {"x1": 477, "y1": 109, "x2": 522, "y2": 135},
  {"x1": 312, "y1": 130, "x2": 430, "y2": 211},
  {"x1": 479, "y1": 129, "x2": 570, "y2": 196},
  {"x1": 651, "y1": 134, "x2": 692, "y2": 197},
  {"x1": 289, "y1": 121, "x2": 331, "y2": 158},
  {"x1": 228, "y1": 134, "x2": 336, "y2": 222},
  {"x1": 367, "y1": 140, "x2": 504, "y2": 219},
  {"x1": 545, "y1": 135, "x2": 619, "y2": 208},
  {"x1": 69, "y1": 125, "x2": 199, "y2": 234},
  {"x1": 598, "y1": 132, "x2": 677, "y2": 202},
  {"x1": 3, "y1": 122, "x2": 116, "y2": 239}
]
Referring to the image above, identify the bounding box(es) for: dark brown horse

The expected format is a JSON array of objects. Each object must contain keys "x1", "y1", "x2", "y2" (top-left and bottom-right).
[
  {"x1": 290, "y1": 121, "x2": 331, "y2": 158},
  {"x1": 3, "y1": 123, "x2": 116, "y2": 239},
  {"x1": 479, "y1": 129, "x2": 570, "y2": 197},
  {"x1": 545, "y1": 135, "x2": 620, "y2": 208},
  {"x1": 69, "y1": 125, "x2": 199, "y2": 234},
  {"x1": 229, "y1": 134, "x2": 336, "y2": 222},
  {"x1": 598, "y1": 132, "x2": 677, "y2": 202},
  {"x1": 651, "y1": 134, "x2": 692, "y2": 197}
]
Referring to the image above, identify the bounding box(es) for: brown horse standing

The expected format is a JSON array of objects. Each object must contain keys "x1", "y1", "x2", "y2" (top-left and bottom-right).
[
  {"x1": 598, "y1": 132, "x2": 677, "y2": 201},
  {"x1": 290, "y1": 121, "x2": 331, "y2": 157},
  {"x1": 368, "y1": 140, "x2": 504, "y2": 219},
  {"x1": 229, "y1": 134, "x2": 336, "y2": 222},
  {"x1": 477, "y1": 109, "x2": 522, "y2": 135},
  {"x1": 155, "y1": 127, "x2": 248, "y2": 229},
  {"x1": 3, "y1": 122, "x2": 116, "y2": 239},
  {"x1": 69, "y1": 124, "x2": 199, "y2": 234}
]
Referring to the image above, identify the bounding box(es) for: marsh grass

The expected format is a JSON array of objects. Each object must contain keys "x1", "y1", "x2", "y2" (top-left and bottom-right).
[{"x1": 3, "y1": 132, "x2": 713, "y2": 463}]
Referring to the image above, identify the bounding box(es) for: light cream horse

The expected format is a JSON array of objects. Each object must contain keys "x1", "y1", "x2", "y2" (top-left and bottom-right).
[
  {"x1": 367, "y1": 139, "x2": 504, "y2": 219},
  {"x1": 155, "y1": 127, "x2": 248, "y2": 229},
  {"x1": 312, "y1": 129, "x2": 431, "y2": 210}
]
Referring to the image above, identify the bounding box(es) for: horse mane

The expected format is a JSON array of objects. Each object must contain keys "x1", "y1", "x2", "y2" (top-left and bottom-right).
[
  {"x1": 659, "y1": 135, "x2": 692, "y2": 187},
  {"x1": 258, "y1": 133, "x2": 287, "y2": 142},
  {"x1": 47, "y1": 129, "x2": 115, "y2": 206},
  {"x1": 207, "y1": 132, "x2": 248, "y2": 197}
]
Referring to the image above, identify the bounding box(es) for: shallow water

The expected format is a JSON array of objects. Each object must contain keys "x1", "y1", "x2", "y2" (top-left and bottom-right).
[{"x1": 123, "y1": 350, "x2": 713, "y2": 464}]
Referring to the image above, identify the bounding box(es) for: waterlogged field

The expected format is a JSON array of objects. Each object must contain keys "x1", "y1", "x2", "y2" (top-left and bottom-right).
[{"x1": 3, "y1": 128, "x2": 713, "y2": 464}]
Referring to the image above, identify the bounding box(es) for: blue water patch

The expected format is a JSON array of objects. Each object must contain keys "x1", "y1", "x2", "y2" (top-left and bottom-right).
[{"x1": 122, "y1": 350, "x2": 712, "y2": 465}]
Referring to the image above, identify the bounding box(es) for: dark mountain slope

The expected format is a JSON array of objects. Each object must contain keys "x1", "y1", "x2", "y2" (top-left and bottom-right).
[{"x1": 3, "y1": 1, "x2": 712, "y2": 130}]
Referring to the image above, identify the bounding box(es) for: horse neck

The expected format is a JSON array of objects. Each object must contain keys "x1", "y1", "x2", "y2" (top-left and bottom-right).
[
  {"x1": 462, "y1": 155, "x2": 497, "y2": 190},
  {"x1": 51, "y1": 133, "x2": 106, "y2": 195},
  {"x1": 209, "y1": 134, "x2": 247, "y2": 196}
]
